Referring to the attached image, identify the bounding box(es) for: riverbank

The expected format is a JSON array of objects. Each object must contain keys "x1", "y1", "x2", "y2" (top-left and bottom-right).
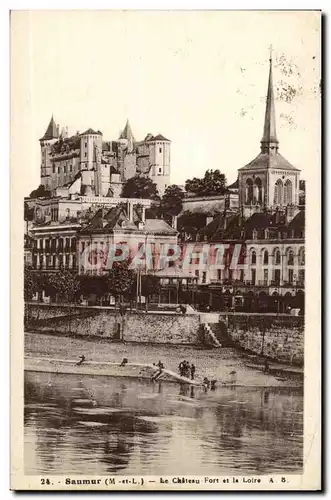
[{"x1": 25, "y1": 332, "x2": 303, "y2": 387}]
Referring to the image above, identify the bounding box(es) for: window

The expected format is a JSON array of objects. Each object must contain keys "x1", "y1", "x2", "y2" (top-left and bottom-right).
[
  {"x1": 64, "y1": 165, "x2": 67, "y2": 174},
  {"x1": 59, "y1": 255, "x2": 63, "y2": 269},
  {"x1": 52, "y1": 165, "x2": 55, "y2": 174},
  {"x1": 240, "y1": 269, "x2": 244, "y2": 282},
  {"x1": 287, "y1": 249, "x2": 294, "y2": 265},
  {"x1": 51, "y1": 239, "x2": 56, "y2": 252},
  {"x1": 72, "y1": 255, "x2": 76, "y2": 269},
  {"x1": 251, "y1": 251, "x2": 256, "y2": 265},
  {"x1": 70, "y1": 165, "x2": 73, "y2": 172},
  {"x1": 58, "y1": 238, "x2": 63, "y2": 252},
  {"x1": 251, "y1": 269, "x2": 256, "y2": 285},
  {"x1": 298, "y1": 247, "x2": 305, "y2": 265},
  {"x1": 274, "y1": 269, "x2": 281, "y2": 285},
  {"x1": 39, "y1": 239, "x2": 43, "y2": 251},
  {"x1": 274, "y1": 179, "x2": 283, "y2": 205},
  {"x1": 202, "y1": 272, "x2": 207, "y2": 284},
  {"x1": 45, "y1": 239, "x2": 50, "y2": 252},
  {"x1": 288, "y1": 269, "x2": 294, "y2": 284},
  {"x1": 85, "y1": 142, "x2": 87, "y2": 147},
  {"x1": 217, "y1": 269, "x2": 222, "y2": 281},
  {"x1": 245, "y1": 179, "x2": 253, "y2": 204},
  {"x1": 65, "y1": 238, "x2": 70, "y2": 251},
  {"x1": 52, "y1": 255, "x2": 56, "y2": 268},
  {"x1": 81, "y1": 242, "x2": 85, "y2": 253},
  {"x1": 263, "y1": 250, "x2": 269, "y2": 265},
  {"x1": 275, "y1": 249, "x2": 281, "y2": 265},
  {"x1": 58, "y1": 167, "x2": 61, "y2": 174},
  {"x1": 284, "y1": 180, "x2": 293, "y2": 205},
  {"x1": 66, "y1": 208, "x2": 70, "y2": 219},
  {"x1": 263, "y1": 269, "x2": 268, "y2": 285},
  {"x1": 159, "y1": 147, "x2": 162, "y2": 153},
  {"x1": 298, "y1": 269, "x2": 305, "y2": 285},
  {"x1": 71, "y1": 238, "x2": 76, "y2": 252},
  {"x1": 159, "y1": 167, "x2": 162, "y2": 174},
  {"x1": 85, "y1": 152, "x2": 87, "y2": 157}
]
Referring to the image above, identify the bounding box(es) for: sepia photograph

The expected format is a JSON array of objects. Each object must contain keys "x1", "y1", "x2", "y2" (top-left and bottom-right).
[{"x1": 10, "y1": 9, "x2": 321, "y2": 491}]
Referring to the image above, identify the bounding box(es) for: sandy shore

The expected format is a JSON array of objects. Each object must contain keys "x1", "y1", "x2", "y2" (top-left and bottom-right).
[{"x1": 25, "y1": 332, "x2": 303, "y2": 388}]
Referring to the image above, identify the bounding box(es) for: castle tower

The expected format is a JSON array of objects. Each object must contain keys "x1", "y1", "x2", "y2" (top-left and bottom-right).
[
  {"x1": 79, "y1": 128, "x2": 103, "y2": 171},
  {"x1": 39, "y1": 115, "x2": 59, "y2": 190},
  {"x1": 238, "y1": 51, "x2": 300, "y2": 218},
  {"x1": 147, "y1": 134, "x2": 171, "y2": 196}
]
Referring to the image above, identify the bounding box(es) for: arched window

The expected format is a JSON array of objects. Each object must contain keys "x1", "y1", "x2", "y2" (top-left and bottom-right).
[
  {"x1": 287, "y1": 249, "x2": 294, "y2": 266},
  {"x1": 274, "y1": 249, "x2": 281, "y2": 265},
  {"x1": 263, "y1": 250, "x2": 269, "y2": 265},
  {"x1": 274, "y1": 179, "x2": 283, "y2": 205},
  {"x1": 254, "y1": 177, "x2": 263, "y2": 204},
  {"x1": 284, "y1": 179, "x2": 293, "y2": 205},
  {"x1": 298, "y1": 247, "x2": 305, "y2": 265},
  {"x1": 245, "y1": 179, "x2": 253, "y2": 204},
  {"x1": 251, "y1": 250, "x2": 256, "y2": 265}
]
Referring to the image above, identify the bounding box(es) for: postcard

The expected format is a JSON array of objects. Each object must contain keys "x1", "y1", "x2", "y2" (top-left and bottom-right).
[{"x1": 10, "y1": 9, "x2": 321, "y2": 491}]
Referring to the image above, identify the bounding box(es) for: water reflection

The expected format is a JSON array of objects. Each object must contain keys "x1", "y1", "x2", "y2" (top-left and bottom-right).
[{"x1": 24, "y1": 372, "x2": 303, "y2": 475}]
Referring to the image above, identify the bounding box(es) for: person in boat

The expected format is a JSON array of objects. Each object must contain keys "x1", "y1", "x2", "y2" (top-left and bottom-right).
[
  {"x1": 120, "y1": 357, "x2": 128, "y2": 367},
  {"x1": 76, "y1": 355, "x2": 86, "y2": 366},
  {"x1": 190, "y1": 363, "x2": 196, "y2": 380},
  {"x1": 210, "y1": 379, "x2": 217, "y2": 390}
]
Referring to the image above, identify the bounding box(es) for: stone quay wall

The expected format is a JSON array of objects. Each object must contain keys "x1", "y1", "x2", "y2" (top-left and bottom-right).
[
  {"x1": 25, "y1": 304, "x2": 304, "y2": 363},
  {"x1": 25, "y1": 303, "x2": 200, "y2": 345},
  {"x1": 223, "y1": 314, "x2": 304, "y2": 365}
]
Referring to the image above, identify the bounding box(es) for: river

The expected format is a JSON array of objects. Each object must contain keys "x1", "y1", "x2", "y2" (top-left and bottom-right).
[{"x1": 24, "y1": 370, "x2": 303, "y2": 476}]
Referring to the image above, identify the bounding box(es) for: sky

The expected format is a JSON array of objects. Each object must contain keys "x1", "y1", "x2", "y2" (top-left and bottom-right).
[{"x1": 11, "y1": 10, "x2": 320, "y2": 193}]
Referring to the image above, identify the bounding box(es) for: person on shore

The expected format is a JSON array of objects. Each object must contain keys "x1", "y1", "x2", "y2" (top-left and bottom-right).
[
  {"x1": 203, "y1": 377, "x2": 210, "y2": 392},
  {"x1": 264, "y1": 358, "x2": 270, "y2": 374},
  {"x1": 120, "y1": 358, "x2": 128, "y2": 367},
  {"x1": 152, "y1": 361, "x2": 164, "y2": 381},
  {"x1": 184, "y1": 360, "x2": 190, "y2": 378},
  {"x1": 76, "y1": 355, "x2": 86, "y2": 366},
  {"x1": 190, "y1": 363, "x2": 196, "y2": 380}
]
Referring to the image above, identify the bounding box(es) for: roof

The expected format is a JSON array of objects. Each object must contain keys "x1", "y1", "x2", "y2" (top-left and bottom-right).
[
  {"x1": 40, "y1": 116, "x2": 59, "y2": 141},
  {"x1": 119, "y1": 119, "x2": 135, "y2": 142},
  {"x1": 147, "y1": 134, "x2": 170, "y2": 142},
  {"x1": 80, "y1": 128, "x2": 102, "y2": 136},
  {"x1": 228, "y1": 178, "x2": 239, "y2": 189},
  {"x1": 144, "y1": 219, "x2": 177, "y2": 234},
  {"x1": 238, "y1": 152, "x2": 300, "y2": 172}
]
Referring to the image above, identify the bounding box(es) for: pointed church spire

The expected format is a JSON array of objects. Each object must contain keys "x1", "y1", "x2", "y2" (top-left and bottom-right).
[
  {"x1": 40, "y1": 115, "x2": 59, "y2": 141},
  {"x1": 261, "y1": 48, "x2": 279, "y2": 153}
]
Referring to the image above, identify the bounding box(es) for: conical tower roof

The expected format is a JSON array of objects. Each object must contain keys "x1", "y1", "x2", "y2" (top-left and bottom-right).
[
  {"x1": 119, "y1": 119, "x2": 135, "y2": 142},
  {"x1": 261, "y1": 51, "x2": 278, "y2": 151},
  {"x1": 40, "y1": 115, "x2": 59, "y2": 141}
]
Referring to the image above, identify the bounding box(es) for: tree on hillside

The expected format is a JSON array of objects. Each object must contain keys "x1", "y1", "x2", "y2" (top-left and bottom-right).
[
  {"x1": 121, "y1": 175, "x2": 160, "y2": 200},
  {"x1": 160, "y1": 185, "x2": 184, "y2": 217},
  {"x1": 185, "y1": 169, "x2": 227, "y2": 196},
  {"x1": 29, "y1": 184, "x2": 52, "y2": 199}
]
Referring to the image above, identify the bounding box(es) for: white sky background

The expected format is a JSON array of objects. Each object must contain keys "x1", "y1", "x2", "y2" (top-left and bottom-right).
[{"x1": 12, "y1": 10, "x2": 320, "y2": 191}]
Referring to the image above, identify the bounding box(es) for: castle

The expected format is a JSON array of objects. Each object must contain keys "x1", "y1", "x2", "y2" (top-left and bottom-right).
[{"x1": 39, "y1": 119, "x2": 171, "y2": 197}]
